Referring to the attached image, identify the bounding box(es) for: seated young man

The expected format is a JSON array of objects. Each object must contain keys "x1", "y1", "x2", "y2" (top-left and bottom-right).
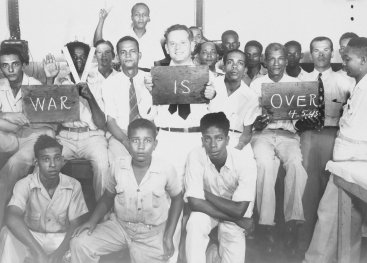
[
  {"x1": 0, "y1": 135, "x2": 88, "y2": 263},
  {"x1": 71, "y1": 118, "x2": 184, "y2": 263},
  {"x1": 184, "y1": 112, "x2": 257, "y2": 263}
]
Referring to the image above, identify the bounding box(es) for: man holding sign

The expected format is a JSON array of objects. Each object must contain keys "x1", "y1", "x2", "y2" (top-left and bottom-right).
[
  {"x1": 250, "y1": 43, "x2": 308, "y2": 256},
  {"x1": 0, "y1": 47, "x2": 55, "y2": 228}
]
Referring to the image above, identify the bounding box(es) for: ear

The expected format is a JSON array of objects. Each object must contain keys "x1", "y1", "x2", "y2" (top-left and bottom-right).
[
  {"x1": 331, "y1": 50, "x2": 334, "y2": 59},
  {"x1": 260, "y1": 54, "x2": 264, "y2": 62},
  {"x1": 165, "y1": 43, "x2": 169, "y2": 55},
  {"x1": 300, "y1": 53, "x2": 304, "y2": 60},
  {"x1": 226, "y1": 135, "x2": 230, "y2": 146},
  {"x1": 190, "y1": 41, "x2": 195, "y2": 53},
  {"x1": 361, "y1": 55, "x2": 367, "y2": 65},
  {"x1": 153, "y1": 139, "x2": 158, "y2": 150},
  {"x1": 201, "y1": 136, "x2": 205, "y2": 147},
  {"x1": 147, "y1": 16, "x2": 151, "y2": 23},
  {"x1": 138, "y1": 52, "x2": 142, "y2": 61}
]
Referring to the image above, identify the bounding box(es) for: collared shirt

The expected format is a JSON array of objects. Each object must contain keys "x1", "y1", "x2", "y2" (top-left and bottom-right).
[
  {"x1": 184, "y1": 146, "x2": 256, "y2": 204},
  {"x1": 102, "y1": 70, "x2": 152, "y2": 131},
  {"x1": 296, "y1": 67, "x2": 310, "y2": 81},
  {"x1": 242, "y1": 65, "x2": 268, "y2": 87},
  {"x1": 60, "y1": 67, "x2": 118, "y2": 130},
  {"x1": 250, "y1": 74, "x2": 299, "y2": 133},
  {"x1": 152, "y1": 61, "x2": 215, "y2": 128},
  {"x1": 105, "y1": 156, "x2": 182, "y2": 225},
  {"x1": 8, "y1": 172, "x2": 88, "y2": 233},
  {"x1": 305, "y1": 68, "x2": 354, "y2": 126},
  {"x1": 339, "y1": 74, "x2": 367, "y2": 141},
  {"x1": 211, "y1": 76, "x2": 258, "y2": 130}
]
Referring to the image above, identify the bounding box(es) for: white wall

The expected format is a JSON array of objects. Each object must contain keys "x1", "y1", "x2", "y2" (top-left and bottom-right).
[{"x1": 203, "y1": 0, "x2": 367, "y2": 62}]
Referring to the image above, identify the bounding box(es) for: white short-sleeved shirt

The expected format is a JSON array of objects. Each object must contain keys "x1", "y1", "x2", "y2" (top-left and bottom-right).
[
  {"x1": 250, "y1": 74, "x2": 299, "y2": 133},
  {"x1": 184, "y1": 146, "x2": 257, "y2": 206},
  {"x1": 8, "y1": 172, "x2": 88, "y2": 233},
  {"x1": 105, "y1": 156, "x2": 182, "y2": 225},
  {"x1": 242, "y1": 65, "x2": 268, "y2": 87},
  {"x1": 102, "y1": 70, "x2": 152, "y2": 131},
  {"x1": 304, "y1": 68, "x2": 354, "y2": 127},
  {"x1": 339, "y1": 74, "x2": 367, "y2": 141},
  {"x1": 211, "y1": 76, "x2": 258, "y2": 130}
]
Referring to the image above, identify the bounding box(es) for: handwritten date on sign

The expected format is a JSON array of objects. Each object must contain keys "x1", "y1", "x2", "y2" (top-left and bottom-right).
[
  {"x1": 151, "y1": 65, "x2": 209, "y2": 105},
  {"x1": 261, "y1": 81, "x2": 320, "y2": 120},
  {"x1": 22, "y1": 85, "x2": 80, "y2": 123}
]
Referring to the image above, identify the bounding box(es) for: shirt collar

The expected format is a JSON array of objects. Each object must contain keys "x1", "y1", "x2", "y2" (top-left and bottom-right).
[
  {"x1": 312, "y1": 67, "x2": 332, "y2": 79},
  {"x1": 0, "y1": 73, "x2": 29, "y2": 91},
  {"x1": 169, "y1": 60, "x2": 195, "y2": 66},
  {"x1": 117, "y1": 155, "x2": 160, "y2": 174},
  {"x1": 355, "y1": 74, "x2": 367, "y2": 91},
  {"x1": 29, "y1": 172, "x2": 73, "y2": 190},
  {"x1": 205, "y1": 147, "x2": 234, "y2": 171}
]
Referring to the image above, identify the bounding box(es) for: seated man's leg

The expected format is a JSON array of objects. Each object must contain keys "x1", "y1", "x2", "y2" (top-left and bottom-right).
[
  {"x1": 186, "y1": 212, "x2": 218, "y2": 263},
  {"x1": 0, "y1": 132, "x2": 18, "y2": 169},
  {"x1": 0, "y1": 227, "x2": 28, "y2": 263},
  {"x1": 108, "y1": 136, "x2": 130, "y2": 162},
  {"x1": 70, "y1": 217, "x2": 129, "y2": 263},
  {"x1": 218, "y1": 222, "x2": 246, "y2": 263}
]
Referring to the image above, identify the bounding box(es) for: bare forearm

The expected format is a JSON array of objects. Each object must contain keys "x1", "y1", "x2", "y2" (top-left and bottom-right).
[
  {"x1": 205, "y1": 192, "x2": 248, "y2": 219},
  {"x1": 87, "y1": 97, "x2": 106, "y2": 129},
  {"x1": 89, "y1": 191, "x2": 114, "y2": 224},
  {"x1": 164, "y1": 193, "x2": 184, "y2": 239},
  {"x1": 107, "y1": 119, "x2": 129, "y2": 150},
  {"x1": 0, "y1": 119, "x2": 19, "y2": 133},
  {"x1": 55, "y1": 216, "x2": 86, "y2": 254},
  {"x1": 236, "y1": 125, "x2": 252, "y2": 150},
  {"x1": 93, "y1": 20, "x2": 104, "y2": 45}
]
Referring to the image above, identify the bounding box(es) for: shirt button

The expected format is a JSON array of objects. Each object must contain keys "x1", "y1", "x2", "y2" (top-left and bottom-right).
[
  {"x1": 138, "y1": 208, "x2": 141, "y2": 211},
  {"x1": 137, "y1": 189, "x2": 140, "y2": 192},
  {"x1": 47, "y1": 218, "x2": 51, "y2": 222}
]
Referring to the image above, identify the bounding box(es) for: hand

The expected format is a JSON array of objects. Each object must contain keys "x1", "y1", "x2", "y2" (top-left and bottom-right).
[
  {"x1": 99, "y1": 8, "x2": 109, "y2": 22},
  {"x1": 78, "y1": 82, "x2": 93, "y2": 100},
  {"x1": 144, "y1": 74, "x2": 153, "y2": 94},
  {"x1": 43, "y1": 53, "x2": 60, "y2": 78},
  {"x1": 47, "y1": 249, "x2": 65, "y2": 263},
  {"x1": 2, "y1": 112, "x2": 29, "y2": 126},
  {"x1": 235, "y1": 217, "x2": 255, "y2": 236},
  {"x1": 295, "y1": 116, "x2": 319, "y2": 131},
  {"x1": 253, "y1": 114, "x2": 269, "y2": 131},
  {"x1": 162, "y1": 235, "x2": 174, "y2": 261},
  {"x1": 73, "y1": 221, "x2": 97, "y2": 237},
  {"x1": 204, "y1": 84, "x2": 216, "y2": 100}
]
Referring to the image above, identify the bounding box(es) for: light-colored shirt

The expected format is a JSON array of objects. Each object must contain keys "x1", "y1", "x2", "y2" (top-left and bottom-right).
[
  {"x1": 339, "y1": 74, "x2": 367, "y2": 141},
  {"x1": 184, "y1": 146, "x2": 257, "y2": 205},
  {"x1": 105, "y1": 156, "x2": 182, "y2": 225},
  {"x1": 296, "y1": 67, "x2": 310, "y2": 81},
  {"x1": 305, "y1": 68, "x2": 354, "y2": 127},
  {"x1": 242, "y1": 65, "x2": 268, "y2": 87},
  {"x1": 250, "y1": 74, "x2": 299, "y2": 133},
  {"x1": 8, "y1": 172, "x2": 88, "y2": 233},
  {"x1": 102, "y1": 70, "x2": 152, "y2": 131},
  {"x1": 211, "y1": 76, "x2": 258, "y2": 130}
]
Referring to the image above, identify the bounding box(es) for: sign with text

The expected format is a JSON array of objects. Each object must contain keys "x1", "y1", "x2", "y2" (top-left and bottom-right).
[
  {"x1": 22, "y1": 85, "x2": 80, "y2": 123},
  {"x1": 151, "y1": 65, "x2": 209, "y2": 105},
  {"x1": 261, "y1": 81, "x2": 320, "y2": 120}
]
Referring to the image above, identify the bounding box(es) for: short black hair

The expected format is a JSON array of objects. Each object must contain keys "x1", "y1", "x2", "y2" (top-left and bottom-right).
[
  {"x1": 66, "y1": 41, "x2": 90, "y2": 56},
  {"x1": 284, "y1": 40, "x2": 302, "y2": 52},
  {"x1": 128, "y1": 118, "x2": 157, "y2": 139},
  {"x1": 164, "y1": 24, "x2": 193, "y2": 41},
  {"x1": 245, "y1": 40, "x2": 263, "y2": 54},
  {"x1": 221, "y1": 30, "x2": 239, "y2": 42},
  {"x1": 0, "y1": 46, "x2": 26, "y2": 64},
  {"x1": 94, "y1": 39, "x2": 115, "y2": 58},
  {"x1": 34, "y1": 135, "x2": 63, "y2": 158},
  {"x1": 223, "y1": 49, "x2": 246, "y2": 64},
  {"x1": 347, "y1": 37, "x2": 367, "y2": 57},
  {"x1": 339, "y1": 32, "x2": 359, "y2": 44},
  {"x1": 200, "y1": 112, "x2": 230, "y2": 136},
  {"x1": 265, "y1": 43, "x2": 286, "y2": 60},
  {"x1": 116, "y1": 36, "x2": 140, "y2": 53},
  {"x1": 310, "y1": 36, "x2": 333, "y2": 52},
  {"x1": 131, "y1": 2, "x2": 150, "y2": 16}
]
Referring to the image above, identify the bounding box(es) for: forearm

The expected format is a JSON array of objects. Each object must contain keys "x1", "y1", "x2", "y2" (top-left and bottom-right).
[
  {"x1": 87, "y1": 97, "x2": 106, "y2": 129},
  {"x1": 88, "y1": 192, "x2": 114, "y2": 224},
  {"x1": 107, "y1": 119, "x2": 129, "y2": 150},
  {"x1": 205, "y1": 191, "x2": 248, "y2": 219},
  {"x1": 93, "y1": 20, "x2": 104, "y2": 45},
  {"x1": 55, "y1": 216, "x2": 86, "y2": 254},
  {"x1": 0, "y1": 119, "x2": 19, "y2": 133},
  {"x1": 236, "y1": 126, "x2": 252, "y2": 150},
  {"x1": 164, "y1": 193, "x2": 184, "y2": 239}
]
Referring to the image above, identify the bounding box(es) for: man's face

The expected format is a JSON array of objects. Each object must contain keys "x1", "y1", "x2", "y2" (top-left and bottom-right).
[
  {"x1": 199, "y1": 42, "x2": 218, "y2": 68},
  {"x1": 36, "y1": 147, "x2": 64, "y2": 180},
  {"x1": 222, "y1": 34, "x2": 240, "y2": 53},
  {"x1": 117, "y1": 40, "x2": 141, "y2": 70},
  {"x1": 96, "y1": 43, "x2": 114, "y2": 68},
  {"x1": 342, "y1": 47, "x2": 364, "y2": 78},
  {"x1": 224, "y1": 51, "x2": 246, "y2": 81},
  {"x1": 191, "y1": 28, "x2": 203, "y2": 46},
  {"x1": 311, "y1": 40, "x2": 333, "y2": 69},
  {"x1": 0, "y1": 54, "x2": 24, "y2": 83},
  {"x1": 71, "y1": 47, "x2": 87, "y2": 74},
  {"x1": 286, "y1": 45, "x2": 302, "y2": 67},
  {"x1": 339, "y1": 38, "x2": 352, "y2": 57},
  {"x1": 244, "y1": 45, "x2": 261, "y2": 67},
  {"x1": 129, "y1": 128, "x2": 157, "y2": 163},
  {"x1": 201, "y1": 126, "x2": 228, "y2": 162},
  {"x1": 131, "y1": 4, "x2": 150, "y2": 30},
  {"x1": 165, "y1": 30, "x2": 193, "y2": 64},
  {"x1": 266, "y1": 49, "x2": 287, "y2": 80}
]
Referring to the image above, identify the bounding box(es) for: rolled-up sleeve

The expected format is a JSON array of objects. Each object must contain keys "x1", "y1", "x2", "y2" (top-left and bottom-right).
[
  {"x1": 184, "y1": 148, "x2": 205, "y2": 202},
  {"x1": 8, "y1": 178, "x2": 29, "y2": 212},
  {"x1": 232, "y1": 156, "x2": 257, "y2": 202},
  {"x1": 165, "y1": 164, "x2": 182, "y2": 197},
  {"x1": 68, "y1": 181, "x2": 88, "y2": 221}
]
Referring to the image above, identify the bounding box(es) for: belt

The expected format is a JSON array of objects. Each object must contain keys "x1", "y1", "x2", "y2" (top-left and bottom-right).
[
  {"x1": 158, "y1": 127, "x2": 201, "y2": 133},
  {"x1": 60, "y1": 126, "x2": 90, "y2": 133},
  {"x1": 229, "y1": 129, "x2": 242, "y2": 134}
]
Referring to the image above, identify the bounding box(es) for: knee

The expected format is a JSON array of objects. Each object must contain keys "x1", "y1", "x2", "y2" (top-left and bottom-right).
[
  {"x1": 186, "y1": 212, "x2": 211, "y2": 236},
  {"x1": 70, "y1": 234, "x2": 87, "y2": 252}
]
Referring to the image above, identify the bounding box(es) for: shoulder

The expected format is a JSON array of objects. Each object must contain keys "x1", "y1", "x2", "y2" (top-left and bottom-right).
[
  {"x1": 14, "y1": 173, "x2": 34, "y2": 188},
  {"x1": 187, "y1": 146, "x2": 206, "y2": 162},
  {"x1": 59, "y1": 173, "x2": 82, "y2": 190},
  {"x1": 151, "y1": 157, "x2": 177, "y2": 176},
  {"x1": 25, "y1": 74, "x2": 42, "y2": 85}
]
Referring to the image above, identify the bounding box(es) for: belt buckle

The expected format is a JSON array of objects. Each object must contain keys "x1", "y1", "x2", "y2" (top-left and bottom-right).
[{"x1": 183, "y1": 128, "x2": 189, "y2": 133}]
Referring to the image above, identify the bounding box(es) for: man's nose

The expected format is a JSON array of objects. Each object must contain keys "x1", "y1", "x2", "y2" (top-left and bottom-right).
[{"x1": 8, "y1": 65, "x2": 14, "y2": 73}]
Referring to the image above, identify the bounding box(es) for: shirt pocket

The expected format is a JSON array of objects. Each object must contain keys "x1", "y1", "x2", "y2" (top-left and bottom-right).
[
  {"x1": 152, "y1": 189, "x2": 166, "y2": 208},
  {"x1": 115, "y1": 187, "x2": 126, "y2": 206},
  {"x1": 27, "y1": 212, "x2": 41, "y2": 230},
  {"x1": 57, "y1": 212, "x2": 68, "y2": 226}
]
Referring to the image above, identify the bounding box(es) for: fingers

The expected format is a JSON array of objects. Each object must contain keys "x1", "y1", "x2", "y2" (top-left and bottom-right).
[{"x1": 88, "y1": 224, "x2": 96, "y2": 235}]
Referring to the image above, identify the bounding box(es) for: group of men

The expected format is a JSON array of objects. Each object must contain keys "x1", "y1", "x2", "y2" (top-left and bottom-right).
[{"x1": 0, "y1": 2, "x2": 366, "y2": 263}]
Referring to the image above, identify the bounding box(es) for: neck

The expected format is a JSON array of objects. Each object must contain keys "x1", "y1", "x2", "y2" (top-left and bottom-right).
[
  {"x1": 247, "y1": 64, "x2": 261, "y2": 78},
  {"x1": 132, "y1": 157, "x2": 152, "y2": 169},
  {"x1": 209, "y1": 153, "x2": 227, "y2": 172},
  {"x1": 269, "y1": 74, "x2": 283, "y2": 83},
  {"x1": 98, "y1": 65, "x2": 113, "y2": 78},
  {"x1": 9, "y1": 75, "x2": 23, "y2": 97},
  {"x1": 172, "y1": 58, "x2": 192, "y2": 66},
  {"x1": 225, "y1": 78, "x2": 241, "y2": 95},
  {"x1": 315, "y1": 65, "x2": 331, "y2": 73},
  {"x1": 122, "y1": 67, "x2": 138, "y2": 78},
  {"x1": 355, "y1": 71, "x2": 367, "y2": 84},
  {"x1": 286, "y1": 65, "x2": 301, "y2": 77},
  {"x1": 39, "y1": 173, "x2": 60, "y2": 190},
  {"x1": 133, "y1": 27, "x2": 146, "y2": 38}
]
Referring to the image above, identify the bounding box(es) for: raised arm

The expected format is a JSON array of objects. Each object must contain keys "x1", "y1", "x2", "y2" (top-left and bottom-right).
[{"x1": 93, "y1": 9, "x2": 109, "y2": 45}]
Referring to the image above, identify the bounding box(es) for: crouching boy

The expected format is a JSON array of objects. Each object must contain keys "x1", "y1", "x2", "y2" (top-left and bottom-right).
[
  {"x1": 71, "y1": 118, "x2": 184, "y2": 263},
  {"x1": 185, "y1": 112, "x2": 257, "y2": 263},
  {"x1": 0, "y1": 135, "x2": 88, "y2": 263}
]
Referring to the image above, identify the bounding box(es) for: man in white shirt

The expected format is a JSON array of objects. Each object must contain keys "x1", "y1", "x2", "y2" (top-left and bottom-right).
[
  {"x1": 296, "y1": 36, "x2": 354, "y2": 257},
  {"x1": 250, "y1": 43, "x2": 307, "y2": 256},
  {"x1": 102, "y1": 36, "x2": 152, "y2": 162},
  {"x1": 0, "y1": 47, "x2": 55, "y2": 227},
  {"x1": 284, "y1": 40, "x2": 308, "y2": 80},
  {"x1": 185, "y1": 112, "x2": 257, "y2": 263},
  {"x1": 304, "y1": 37, "x2": 367, "y2": 263},
  {"x1": 93, "y1": 3, "x2": 163, "y2": 70}
]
